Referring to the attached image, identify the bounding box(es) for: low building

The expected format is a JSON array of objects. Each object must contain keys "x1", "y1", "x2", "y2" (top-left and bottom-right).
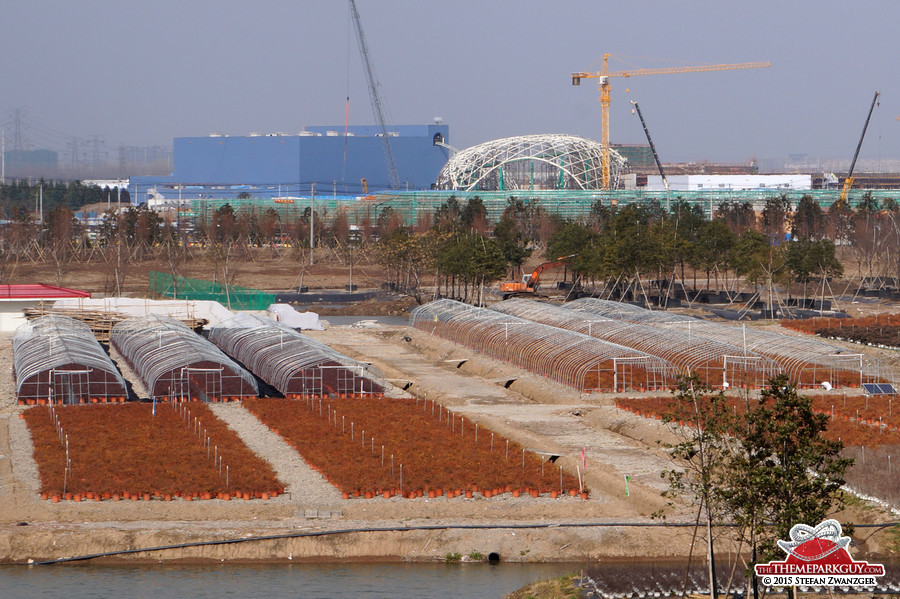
[
  {"x1": 0, "y1": 284, "x2": 91, "y2": 332},
  {"x1": 644, "y1": 174, "x2": 812, "y2": 191},
  {"x1": 128, "y1": 123, "x2": 451, "y2": 203}
]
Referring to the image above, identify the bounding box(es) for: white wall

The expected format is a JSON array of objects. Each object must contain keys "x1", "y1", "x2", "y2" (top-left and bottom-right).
[
  {"x1": 645, "y1": 174, "x2": 812, "y2": 191},
  {"x1": 0, "y1": 300, "x2": 36, "y2": 332}
]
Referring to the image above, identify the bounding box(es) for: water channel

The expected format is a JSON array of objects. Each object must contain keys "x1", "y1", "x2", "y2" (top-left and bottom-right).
[{"x1": 0, "y1": 561, "x2": 579, "y2": 599}]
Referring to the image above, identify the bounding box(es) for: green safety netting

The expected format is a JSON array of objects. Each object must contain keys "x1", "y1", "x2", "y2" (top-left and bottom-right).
[{"x1": 148, "y1": 271, "x2": 275, "y2": 311}]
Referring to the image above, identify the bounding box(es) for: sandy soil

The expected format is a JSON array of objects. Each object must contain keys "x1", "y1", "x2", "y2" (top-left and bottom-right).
[{"x1": 2, "y1": 297, "x2": 899, "y2": 563}]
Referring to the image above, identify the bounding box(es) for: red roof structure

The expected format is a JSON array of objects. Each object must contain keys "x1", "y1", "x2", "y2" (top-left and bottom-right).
[{"x1": 0, "y1": 284, "x2": 91, "y2": 300}]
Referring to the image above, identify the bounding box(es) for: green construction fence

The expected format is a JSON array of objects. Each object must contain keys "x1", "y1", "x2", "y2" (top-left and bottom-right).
[{"x1": 149, "y1": 271, "x2": 275, "y2": 311}]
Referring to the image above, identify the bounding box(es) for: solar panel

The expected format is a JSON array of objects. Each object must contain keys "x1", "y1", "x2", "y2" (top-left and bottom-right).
[{"x1": 862, "y1": 383, "x2": 897, "y2": 395}]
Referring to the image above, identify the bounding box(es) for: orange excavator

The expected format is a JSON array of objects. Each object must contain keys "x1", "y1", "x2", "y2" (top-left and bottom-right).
[{"x1": 499, "y1": 254, "x2": 576, "y2": 299}]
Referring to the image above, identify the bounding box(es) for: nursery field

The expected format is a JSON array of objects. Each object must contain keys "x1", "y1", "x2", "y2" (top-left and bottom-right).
[
  {"x1": 614, "y1": 394, "x2": 900, "y2": 447},
  {"x1": 782, "y1": 313, "x2": 900, "y2": 347},
  {"x1": 614, "y1": 393, "x2": 900, "y2": 510},
  {"x1": 243, "y1": 396, "x2": 583, "y2": 499},
  {"x1": 24, "y1": 402, "x2": 283, "y2": 501}
]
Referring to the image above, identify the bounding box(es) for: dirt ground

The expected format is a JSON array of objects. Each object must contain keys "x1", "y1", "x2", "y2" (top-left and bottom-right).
[
  {"x1": 5, "y1": 247, "x2": 389, "y2": 296},
  {"x1": 2, "y1": 318, "x2": 898, "y2": 565},
  {"x1": 3, "y1": 255, "x2": 900, "y2": 564}
]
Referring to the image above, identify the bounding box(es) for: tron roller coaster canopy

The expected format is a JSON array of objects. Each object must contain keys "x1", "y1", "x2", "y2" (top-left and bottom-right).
[{"x1": 435, "y1": 134, "x2": 625, "y2": 191}]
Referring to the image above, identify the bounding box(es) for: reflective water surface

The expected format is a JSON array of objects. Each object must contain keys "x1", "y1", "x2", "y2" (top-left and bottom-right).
[{"x1": 0, "y1": 561, "x2": 580, "y2": 599}]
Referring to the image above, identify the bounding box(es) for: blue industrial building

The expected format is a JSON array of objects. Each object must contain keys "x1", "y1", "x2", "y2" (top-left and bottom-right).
[{"x1": 129, "y1": 124, "x2": 450, "y2": 203}]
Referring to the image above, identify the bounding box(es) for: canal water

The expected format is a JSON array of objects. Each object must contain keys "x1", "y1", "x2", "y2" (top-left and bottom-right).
[{"x1": 0, "y1": 561, "x2": 580, "y2": 599}]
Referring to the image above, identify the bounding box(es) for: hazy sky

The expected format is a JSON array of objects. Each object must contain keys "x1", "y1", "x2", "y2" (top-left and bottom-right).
[{"x1": 3, "y1": 0, "x2": 899, "y2": 166}]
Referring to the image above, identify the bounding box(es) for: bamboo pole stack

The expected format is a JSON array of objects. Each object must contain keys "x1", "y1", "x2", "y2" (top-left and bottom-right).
[{"x1": 23, "y1": 306, "x2": 208, "y2": 343}]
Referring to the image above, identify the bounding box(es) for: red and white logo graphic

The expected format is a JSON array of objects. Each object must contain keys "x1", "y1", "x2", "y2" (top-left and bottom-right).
[{"x1": 755, "y1": 519, "x2": 884, "y2": 587}]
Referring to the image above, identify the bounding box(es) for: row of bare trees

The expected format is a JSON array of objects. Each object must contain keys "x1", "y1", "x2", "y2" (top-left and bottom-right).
[
  {"x1": 373, "y1": 192, "x2": 900, "y2": 307},
  {"x1": 0, "y1": 200, "x2": 330, "y2": 294},
  {"x1": 3, "y1": 181, "x2": 900, "y2": 302}
]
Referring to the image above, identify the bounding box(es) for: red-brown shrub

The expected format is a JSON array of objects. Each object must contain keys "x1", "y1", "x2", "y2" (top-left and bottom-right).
[
  {"x1": 25, "y1": 402, "x2": 282, "y2": 498},
  {"x1": 243, "y1": 396, "x2": 581, "y2": 497}
]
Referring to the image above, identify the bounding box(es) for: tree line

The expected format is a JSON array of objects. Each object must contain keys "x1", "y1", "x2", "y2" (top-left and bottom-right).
[
  {"x1": 3, "y1": 180, "x2": 900, "y2": 302},
  {"x1": 0, "y1": 180, "x2": 131, "y2": 214},
  {"x1": 377, "y1": 193, "x2": 900, "y2": 305}
]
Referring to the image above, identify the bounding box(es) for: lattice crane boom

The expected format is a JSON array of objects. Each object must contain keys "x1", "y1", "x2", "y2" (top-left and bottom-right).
[
  {"x1": 839, "y1": 90, "x2": 881, "y2": 204},
  {"x1": 630, "y1": 100, "x2": 669, "y2": 208},
  {"x1": 571, "y1": 54, "x2": 771, "y2": 189},
  {"x1": 349, "y1": 0, "x2": 400, "y2": 189}
]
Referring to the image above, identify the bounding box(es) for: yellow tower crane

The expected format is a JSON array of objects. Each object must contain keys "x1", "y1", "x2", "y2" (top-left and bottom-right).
[{"x1": 571, "y1": 54, "x2": 771, "y2": 189}]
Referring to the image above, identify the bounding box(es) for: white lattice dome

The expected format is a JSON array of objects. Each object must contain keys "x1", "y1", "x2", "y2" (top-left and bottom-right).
[{"x1": 435, "y1": 134, "x2": 624, "y2": 191}]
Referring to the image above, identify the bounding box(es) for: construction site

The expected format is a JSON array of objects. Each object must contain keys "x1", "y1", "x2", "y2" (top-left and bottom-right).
[{"x1": 3, "y1": 6, "x2": 900, "y2": 598}]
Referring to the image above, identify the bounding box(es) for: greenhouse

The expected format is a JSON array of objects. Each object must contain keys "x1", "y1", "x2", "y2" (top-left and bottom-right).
[
  {"x1": 209, "y1": 314, "x2": 385, "y2": 398},
  {"x1": 492, "y1": 299, "x2": 780, "y2": 389},
  {"x1": 410, "y1": 299, "x2": 676, "y2": 392},
  {"x1": 13, "y1": 315, "x2": 128, "y2": 405},
  {"x1": 563, "y1": 298, "x2": 891, "y2": 388},
  {"x1": 110, "y1": 315, "x2": 258, "y2": 401}
]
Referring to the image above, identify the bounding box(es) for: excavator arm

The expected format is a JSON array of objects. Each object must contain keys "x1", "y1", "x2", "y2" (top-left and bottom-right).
[
  {"x1": 499, "y1": 254, "x2": 576, "y2": 295},
  {"x1": 525, "y1": 254, "x2": 578, "y2": 290}
]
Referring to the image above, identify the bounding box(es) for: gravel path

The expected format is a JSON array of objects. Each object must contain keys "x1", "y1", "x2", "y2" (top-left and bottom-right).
[
  {"x1": 6, "y1": 412, "x2": 42, "y2": 505},
  {"x1": 0, "y1": 332, "x2": 42, "y2": 509},
  {"x1": 207, "y1": 402, "x2": 343, "y2": 507},
  {"x1": 108, "y1": 345, "x2": 149, "y2": 400}
]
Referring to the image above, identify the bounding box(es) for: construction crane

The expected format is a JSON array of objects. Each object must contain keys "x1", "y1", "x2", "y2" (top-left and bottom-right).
[
  {"x1": 349, "y1": 0, "x2": 400, "y2": 189},
  {"x1": 630, "y1": 100, "x2": 669, "y2": 208},
  {"x1": 571, "y1": 54, "x2": 771, "y2": 189},
  {"x1": 839, "y1": 91, "x2": 881, "y2": 204}
]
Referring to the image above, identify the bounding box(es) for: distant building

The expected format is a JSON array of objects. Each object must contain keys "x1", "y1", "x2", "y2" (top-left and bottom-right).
[
  {"x1": 129, "y1": 124, "x2": 451, "y2": 203},
  {"x1": 4, "y1": 149, "x2": 58, "y2": 179},
  {"x1": 117, "y1": 145, "x2": 172, "y2": 176},
  {"x1": 644, "y1": 174, "x2": 812, "y2": 191},
  {"x1": 614, "y1": 144, "x2": 656, "y2": 170}
]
